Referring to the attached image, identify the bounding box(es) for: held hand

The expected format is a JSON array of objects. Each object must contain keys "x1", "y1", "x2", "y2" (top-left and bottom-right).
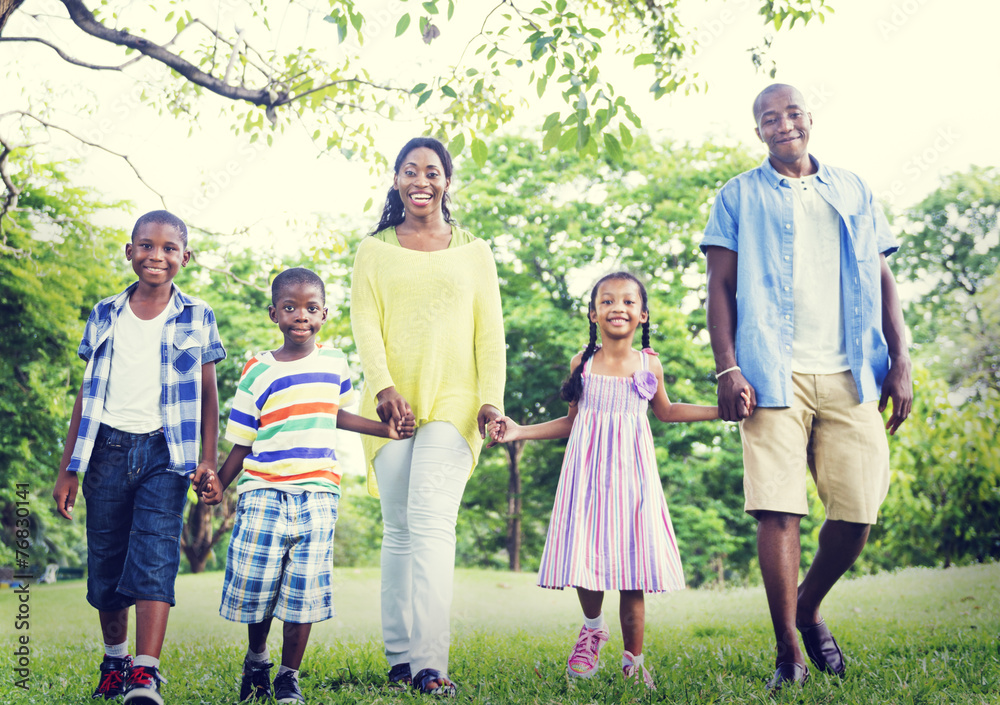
[
  {"x1": 387, "y1": 412, "x2": 416, "y2": 440},
  {"x1": 376, "y1": 387, "x2": 412, "y2": 427},
  {"x1": 478, "y1": 404, "x2": 503, "y2": 447},
  {"x1": 192, "y1": 463, "x2": 222, "y2": 505},
  {"x1": 879, "y1": 356, "x2": 913, "y2": 435},
  {"x1": 717, "y1": 371, "x2": 756, "y2": 422},
  {"x1": 488, "y1": 416, "x2": 522, "y2": 443},
  {"x1": 487, "y1": 418, "x2": 506, "y2": 442},
  {"x1": 52, "y1": 471, "x2": 79, "y2": 521}
]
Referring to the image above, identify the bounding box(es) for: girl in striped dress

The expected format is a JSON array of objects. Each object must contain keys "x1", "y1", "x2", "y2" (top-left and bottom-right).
[{"x1": 489, "y1": 272, "x2": 750, "y2": 689}]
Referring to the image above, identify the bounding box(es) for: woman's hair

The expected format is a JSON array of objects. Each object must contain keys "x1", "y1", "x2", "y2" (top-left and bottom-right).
[
  {"x1": 371, "y1": 136, "x2": 454, "y2": 235},
  {"x1": 559, "y1": 272, "x2": 651, "y2": 403}
]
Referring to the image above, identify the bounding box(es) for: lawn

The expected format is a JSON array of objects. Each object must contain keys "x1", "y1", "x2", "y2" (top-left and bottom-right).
[{"x1": 2, "y1": 562, "x2": 997, "y2": 703}]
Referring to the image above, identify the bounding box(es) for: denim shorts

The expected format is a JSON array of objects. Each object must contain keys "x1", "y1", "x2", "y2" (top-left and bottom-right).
[
  {"x1": 82, "y1": 424, "x2": 189, "y2": 610},
  {"x1": 220, "y1": 489, "x2": 339, "y2": 624}
]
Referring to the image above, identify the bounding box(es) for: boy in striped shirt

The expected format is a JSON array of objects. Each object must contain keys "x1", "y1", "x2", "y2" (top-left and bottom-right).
[{"x1": 202, "y1": 267, "x2": 413, "y2": 703}]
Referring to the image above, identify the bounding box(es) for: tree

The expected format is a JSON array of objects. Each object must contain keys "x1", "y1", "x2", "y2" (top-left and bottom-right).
[
  {"x1": 454, "y1": 134, "x2": 761, "y2": 582},
  {"x1": 894, "y1": 166, "x2": 1000, "y2": 396},
  {"x1": 865, "y1": 367, "x2": 1000, "y2": 570},
  {"x1": 1, "y1": 0, "x2": 831, "y2": 191},
  {"x1": 0, "y1": 149, "x2": 128, "y2": 569}
]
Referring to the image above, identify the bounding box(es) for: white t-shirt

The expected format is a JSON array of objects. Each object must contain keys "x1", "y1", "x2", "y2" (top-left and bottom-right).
[
  {"x1": 790, "y1": 174, "x2": 851, "y2": 374},
  {"x1": 101, "y1": 299, "x2": 169, "y2": 433}
]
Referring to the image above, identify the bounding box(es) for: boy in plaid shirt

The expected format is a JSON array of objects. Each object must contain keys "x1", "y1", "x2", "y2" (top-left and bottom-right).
[{"x1": 52, "y1": 211, "x2": 226, "y2": 705}]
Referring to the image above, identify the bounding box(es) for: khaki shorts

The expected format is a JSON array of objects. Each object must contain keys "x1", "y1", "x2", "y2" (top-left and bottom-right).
[{"x1": 739, "y1": 371, "x2": 890, "y2": 525}]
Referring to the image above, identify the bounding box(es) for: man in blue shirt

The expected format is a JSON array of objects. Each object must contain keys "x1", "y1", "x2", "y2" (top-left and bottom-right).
[{"x1": 701, "y1": 84, "x2": 912, "y2": 692}]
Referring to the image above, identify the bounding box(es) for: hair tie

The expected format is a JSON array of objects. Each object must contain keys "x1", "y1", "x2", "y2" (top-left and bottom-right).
[{"x1": 641, "y1": 347, "x2": 659, "y2": 356}]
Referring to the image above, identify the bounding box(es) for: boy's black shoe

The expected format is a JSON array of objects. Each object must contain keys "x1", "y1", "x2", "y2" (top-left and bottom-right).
[
  {"x1": 273, "y1": 670, "x2": 305, "y2": 704},
  {"x1": 239, "y1": 658, "x2": 273, "y2": 702},
  {"x1": 92, "y1": 654, "x2": 132, "y2": 699},
  {"x1": 123, "y1": 664, "x2": 164, "y2": 705}
]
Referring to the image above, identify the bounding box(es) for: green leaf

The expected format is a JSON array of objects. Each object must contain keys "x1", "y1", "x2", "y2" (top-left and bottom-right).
[
  {"x1": 411, "y1": 83, "x2": 428, "y2": 94},
  {"x1": 556, "y1": 0, "x2": 566, "y2": 11},
  {"x1": 542, "y1": 111, "x2": 560, "y2": 131},
  {"x1": 441, "y1": 84, "x2": 457, "y2": 99},
  {"x1": 471, "y1": 138, "x2": 488, "y2": 167},
  {"x1": 363, "y1": 197, "x2": 373, "y2": 212},
  {"x1": 557, "y1": 126, "x2": 577, "y2": 151},
  {"x1": 423, "y1": 1, "x2": 439, "y2": 15},
  {"x1": 337, "y1": 17, "x2": 348, "y2": 44},
  {"x1": 350, "y1": 10, "x2": 363, "y2": 31},
  {"x1": 633, "y1": 53, "x2": 655, "y2": 68},
  {"x1": 603, "y1": 133, "x2": 623, "y2": 162},
  {"x1": 395, "y1": 13, "x2": 410, "y2": 37},
  {"x1": 448, "y1": 0, "x2": 455, "y2": 21},
  {"x1": 536, "y1": 76, "x2": 547, "y2": 99},
  {"x1": 449, "y1": 133, "x2": 466, "y2": 156},
  {"x1": 416, "y1": 90, "x2": 433, "y2": 108},
  {"x1": 542, "y1": 124, "x2": 561, "y2": 151},
  {"x1": 619, "y1": 123, "x2": 633, "y2": 149}
]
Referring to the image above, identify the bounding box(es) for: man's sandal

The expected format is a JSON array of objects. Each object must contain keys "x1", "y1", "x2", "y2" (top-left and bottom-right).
[
  {"x1": 387, "y1": 662, "x2": 412, "y2": 688},
  {"x1": 412, "y1": 668, "x2": 457, "y2": 697}
]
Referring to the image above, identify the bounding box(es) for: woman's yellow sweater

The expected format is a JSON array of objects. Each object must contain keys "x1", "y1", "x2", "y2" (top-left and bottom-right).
[{"x1": 350, "y1": 227, "x2": 506, "y2": 497}]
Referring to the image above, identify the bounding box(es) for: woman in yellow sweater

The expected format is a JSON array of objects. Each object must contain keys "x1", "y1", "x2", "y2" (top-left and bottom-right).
[{"x1": 350, "y1": 137, "x2": 506, "y2": 697}]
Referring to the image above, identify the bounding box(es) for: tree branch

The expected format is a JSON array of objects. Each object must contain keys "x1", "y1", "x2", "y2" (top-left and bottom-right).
[
  {"x1": 4, "y1": 110, "x2": 167, "y2": 207},
  {"x1": 0, "y1": 36, "x2": 146, "y2": 69},
  {"x1": 58, "y1": 0, "x2": 278, "y2": 108}
]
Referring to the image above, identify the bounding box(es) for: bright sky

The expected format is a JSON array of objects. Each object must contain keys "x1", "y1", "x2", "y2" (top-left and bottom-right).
[{"x1": 5, "y1": 0, "x2": 999, "y2": 244}]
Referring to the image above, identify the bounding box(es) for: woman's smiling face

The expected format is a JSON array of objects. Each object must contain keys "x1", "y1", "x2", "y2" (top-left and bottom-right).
[{"x1": 393, "y1": 147, "x2": 450, "y2": 218}]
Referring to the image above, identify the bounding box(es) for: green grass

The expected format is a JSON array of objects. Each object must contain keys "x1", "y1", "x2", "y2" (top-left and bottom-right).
[{"x1": 3, "y1": 563, "x2": 998, "y2": 703}]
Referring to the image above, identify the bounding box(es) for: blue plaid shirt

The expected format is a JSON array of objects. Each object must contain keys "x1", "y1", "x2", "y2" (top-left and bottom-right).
[
  {"x1": 68, "y1": 282, "x2": 227, "y2": 476},
  {"x1": 700, "y1": 156, "x2": 898, "y2": 407}
]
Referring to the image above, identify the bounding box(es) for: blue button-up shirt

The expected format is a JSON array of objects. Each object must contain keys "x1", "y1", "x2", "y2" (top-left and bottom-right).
[
  {"x1": 68, "y1": 282, "x2": 227, "y2": 476},
  {"x1": 700, "y1": 157, "x2": 898, "y2": 407}
]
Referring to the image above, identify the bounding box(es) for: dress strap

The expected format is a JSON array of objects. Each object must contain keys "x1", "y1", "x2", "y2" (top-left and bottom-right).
[{"x1": 640, "y1": 348, "x2": 648, "y2": 371}]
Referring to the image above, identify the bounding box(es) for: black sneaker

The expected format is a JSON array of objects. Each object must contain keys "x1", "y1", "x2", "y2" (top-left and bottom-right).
[
  {"x1": 273, "y1": 670, "x2": 305, "y2": 704},
  {"x1": 239, "y1": 658, "x2": 273, "y2": 701},
  {"x1": 123, "y1": 664, "x2": 165, "y2": 705},
  {"x1": 92, "y1": 654, "x2": 132, "y2": 699}
]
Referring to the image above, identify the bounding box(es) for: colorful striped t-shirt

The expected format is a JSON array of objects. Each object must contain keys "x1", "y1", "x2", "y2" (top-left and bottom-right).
[{"x1": 225, "y1": 344, "x2": 356, "y2": 495}]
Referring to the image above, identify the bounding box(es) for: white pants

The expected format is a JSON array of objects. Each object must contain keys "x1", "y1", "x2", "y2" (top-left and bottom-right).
[{"x1": 373, "y1": 421, "x2": 472, "y2": 676}]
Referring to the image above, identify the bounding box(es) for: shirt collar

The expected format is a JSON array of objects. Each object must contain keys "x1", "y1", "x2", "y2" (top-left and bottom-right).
[
  {"x1": 758, "y1": 155, "x2": 832, "y2": 188},
  {"x1": 110, "y1": 281, "x2": 190, "y2": 317}
]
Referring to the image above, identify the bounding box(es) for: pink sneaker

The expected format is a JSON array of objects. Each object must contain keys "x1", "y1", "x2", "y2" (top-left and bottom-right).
[
  {"x1": 622, "y1": 650, "x2": 656, "y2": 690},
  {"x1": 567, "y1": 624, "x2": 610, "y2": 678}
]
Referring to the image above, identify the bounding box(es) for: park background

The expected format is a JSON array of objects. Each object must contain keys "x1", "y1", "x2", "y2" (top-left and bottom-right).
[{"x1": 1, "y1": 0, "x2": 997, "y2": 702}]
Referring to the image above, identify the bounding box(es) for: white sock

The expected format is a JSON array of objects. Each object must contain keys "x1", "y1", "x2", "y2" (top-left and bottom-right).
[
  {"x1": 276, "y1": 665, "x2": 298, "y2": 677},
  {"x1": 623, "y1": 651, "x2": 644, "y2": 669},
  {"x1": 246, "y1": 647, "x2": 270, "y2": 664},
  {"x1": 104, "y1": 641, "x2": 128, "y2": 659},
  {"x1": 132, "y1": 655, "x2": 159, "y2": 669},
  {"x1": 583, "y1": 613, "x2": 605, "y2": 630}
]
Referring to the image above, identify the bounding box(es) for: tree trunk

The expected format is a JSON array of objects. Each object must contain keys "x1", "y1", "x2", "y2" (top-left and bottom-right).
[
  {"x1": 506, "y1": 440, "x2": 526, "y2": 572},
  {"x1": 0, "y1": 0, "x2": 25, "y2": 37},
  {"x1": 180, "y1": 494, "x2": 235, "y2": 573}
]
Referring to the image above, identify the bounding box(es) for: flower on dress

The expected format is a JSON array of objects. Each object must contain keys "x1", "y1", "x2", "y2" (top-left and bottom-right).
[{"x1": 633, "y1": 370, "x2": 657, "y2": 400}]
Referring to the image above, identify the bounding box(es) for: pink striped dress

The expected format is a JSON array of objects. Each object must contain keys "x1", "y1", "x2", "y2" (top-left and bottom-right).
[{"x1": 536, "y1": 351, "x2": 685, "y2": 593}]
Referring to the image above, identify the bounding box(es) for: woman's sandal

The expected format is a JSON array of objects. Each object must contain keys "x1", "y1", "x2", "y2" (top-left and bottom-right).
[
  {"x1": 387, "y1": 662, "x2": 412, "y2": 688},
  {"x1": 412, "y1": 668, "x2": 457, "y2": 697}
]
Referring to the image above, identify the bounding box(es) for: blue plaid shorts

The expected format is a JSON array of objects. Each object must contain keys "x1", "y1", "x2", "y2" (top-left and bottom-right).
[{"x1": 219, "y1": 489, "x2": 339, "y2": 624}]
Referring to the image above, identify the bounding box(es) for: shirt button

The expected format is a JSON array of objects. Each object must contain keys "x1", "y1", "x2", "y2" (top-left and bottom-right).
[
  {"x1": 785, "y1": 345, "x2": 791, "y2": 351},
  {"x1": 785, "y1": 224, "x2": 791, "y2": 229},
  {"x1": 784, "y1": 315, "x2": 790, "y2": 320},
  {"x1": 855, "y1": 339, "x2": 860, "y2": 345},
  {"x1": 784, "y1": 255, "x2": 790, "y2": 261},
  {"x1": 783, "y1": 286, "x2": 790, "y2": 292}
]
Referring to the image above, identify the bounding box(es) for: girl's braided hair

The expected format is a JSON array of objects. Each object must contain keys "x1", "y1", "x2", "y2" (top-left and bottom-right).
[{"x1": 560, "y1": 272, "x2": 650, "y2": 403}]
